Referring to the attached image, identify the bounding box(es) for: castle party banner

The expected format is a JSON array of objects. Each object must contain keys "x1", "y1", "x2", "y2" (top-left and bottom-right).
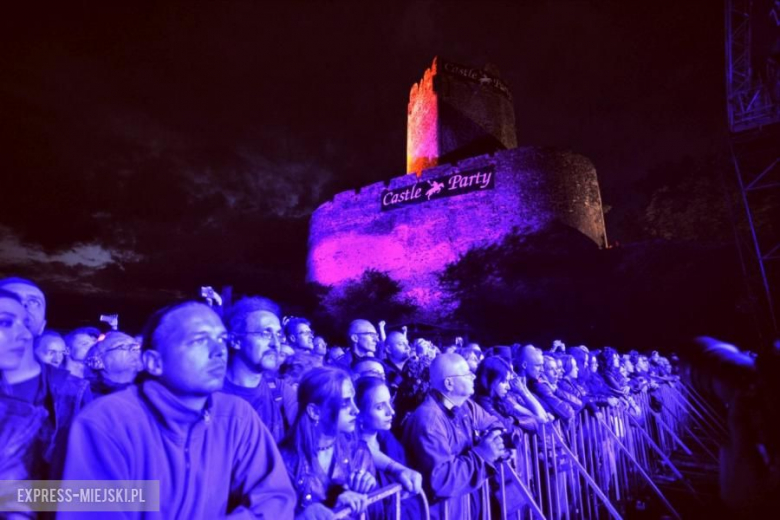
[{"x1": 381, "y1": 165, "x2": 495, "y2": 211}]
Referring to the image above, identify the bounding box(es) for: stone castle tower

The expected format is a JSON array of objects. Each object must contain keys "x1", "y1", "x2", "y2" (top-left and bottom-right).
[
  {"x1": 406, "y1": 57, "x2": 518, "y2": 175},
  {"x1": 308, "y1": 57, "x2": 607, "y2": 315}
]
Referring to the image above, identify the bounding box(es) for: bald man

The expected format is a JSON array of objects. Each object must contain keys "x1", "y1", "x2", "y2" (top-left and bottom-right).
[
  {"x1": 335, "y1": 319, "x2": 379, "y2": 371},
  {"x1": 383, "y1": 330, "x2": 411, "y2": 396},
  {"x1": 512, "y1": 345, "x2": 554, "y2": 423},
  {"x1": 402, "y1": 354, "x2": 504, "y2": 520},
  {"x1": 528, "y1": 354, "x2": 575, "y2": 421}
]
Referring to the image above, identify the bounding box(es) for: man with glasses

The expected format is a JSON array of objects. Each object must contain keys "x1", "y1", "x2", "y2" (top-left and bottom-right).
[
  {"x1": 282, "y1": 316, "x2": 322, "y2": 378},
  {"x1": 336, "y1": 319, "x2": 379, "y2": 371},
  {"x1": 284, "y1": 317, "x2": 315, "y2": 354},
  {"x1": 84, "y1": 331, "x2": 143, "y2": 396},
  {"x1": 222, "y1": 296, "x2": 297, "y2": 442},
  {"x1": 0, "y1": 276, "x2": 92, "y2": 480},
  {"x1": 402, "y1": 353, "x2": 506, "y2": 520}
]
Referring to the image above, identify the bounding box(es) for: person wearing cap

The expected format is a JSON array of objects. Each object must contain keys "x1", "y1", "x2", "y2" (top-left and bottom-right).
[
  {"x1": 61, "y1": 300, "x2": 296, "y2": 518},
  {"x1": 84, "y1": 331, "x2": 143, "y2": 397}
]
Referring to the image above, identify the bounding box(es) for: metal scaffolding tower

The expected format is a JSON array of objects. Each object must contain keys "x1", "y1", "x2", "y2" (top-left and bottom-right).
[{"x1": 725, "y1": 0, "x2": 780, "y2": 341}]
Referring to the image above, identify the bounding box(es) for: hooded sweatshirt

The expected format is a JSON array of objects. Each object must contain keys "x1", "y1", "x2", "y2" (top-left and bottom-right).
[{"x1": 60, "y1": 379, "x2": 296, "y2": 519}]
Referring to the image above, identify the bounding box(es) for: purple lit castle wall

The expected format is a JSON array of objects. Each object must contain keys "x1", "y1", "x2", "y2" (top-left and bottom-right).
[{"x1": 307, "y1": 58, "x2": 607, "y2": 312}]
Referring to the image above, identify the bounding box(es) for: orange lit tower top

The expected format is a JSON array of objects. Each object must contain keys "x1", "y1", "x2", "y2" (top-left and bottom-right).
[{"x1": 406, "y1": 57, "x2": 518, "y2": 176}]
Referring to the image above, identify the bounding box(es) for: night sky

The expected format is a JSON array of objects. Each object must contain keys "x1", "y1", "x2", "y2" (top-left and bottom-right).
[{"x1": 0, "y1": 1, "x2": 727, "y2": 330}]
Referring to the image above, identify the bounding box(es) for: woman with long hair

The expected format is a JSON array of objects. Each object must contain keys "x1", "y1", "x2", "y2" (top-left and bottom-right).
[
  {"x1": 354, "y1": 376, "x2": 423, "y2": 518},
  {"x1": 474, "y1": 356, "x2": 539, "y2": 433},
  {"x1": 280, "y1": 366, "x2": 376, "y2": 518}
]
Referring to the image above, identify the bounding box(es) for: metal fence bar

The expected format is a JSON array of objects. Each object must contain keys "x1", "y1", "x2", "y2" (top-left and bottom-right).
[
  {"x1": 550, "y1": 424, "x2": 624, "y2": 520},
  {"x1": 673, "y1": 385, "x2": 728, "y2": 438},
  {"x1": 333, "y1": 483, "x2": 405, "y2": 520},
  {"x1": 680, "y1": 382, "x2": 726, "y2": 430},
  {"x1": 500, "y1": 461, "x2": 548, "y2": 520},
  {"x1": 596, "y1": 416, "x2": 683, "y2": 520}
]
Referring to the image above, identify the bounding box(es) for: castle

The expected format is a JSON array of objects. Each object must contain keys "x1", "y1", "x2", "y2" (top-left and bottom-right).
[{"x1": 307, "y1": 57, "x2": 607, "y2": 313}]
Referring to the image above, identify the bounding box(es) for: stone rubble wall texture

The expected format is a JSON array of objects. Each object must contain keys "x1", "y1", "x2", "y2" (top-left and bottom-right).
[{"x1": 307, "y1": 146, "x2": 608, "y2": 312}]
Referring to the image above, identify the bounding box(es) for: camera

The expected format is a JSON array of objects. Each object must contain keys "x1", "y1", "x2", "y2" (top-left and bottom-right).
[{"x1": 476, "y1": 426, "x2": 520, "y2": 451}]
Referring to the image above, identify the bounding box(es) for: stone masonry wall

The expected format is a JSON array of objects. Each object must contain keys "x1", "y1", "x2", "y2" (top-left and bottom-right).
[{"x1": 307, "y1": 146, "x2": 607, "y2": 313}]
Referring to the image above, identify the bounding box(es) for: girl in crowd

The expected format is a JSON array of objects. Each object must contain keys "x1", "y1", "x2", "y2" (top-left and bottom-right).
[
  {"x1": 354, "y1": 376, "x2": 423, "y2": 518},
  {"x1": 280, "y1": 366, "x2": 376, "y2": 518},
  {"x1": 0, "y1": 289, "x2": 46, "y2": 481},
  {"x1": 475, "y1": 356, "x2": 540, "y2": 433}
]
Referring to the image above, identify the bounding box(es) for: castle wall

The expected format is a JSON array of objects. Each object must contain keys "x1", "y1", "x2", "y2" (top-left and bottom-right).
[{"x1": 307, "y1": 146, "x2": 607, "y2": 310}]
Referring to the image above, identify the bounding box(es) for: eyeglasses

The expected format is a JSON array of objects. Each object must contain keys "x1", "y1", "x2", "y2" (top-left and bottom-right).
[
  {"x1": 445, "y1": 373, "x2": 475, "y2": 379},
  {"x1": 239, "y1": 330, "x2": 285, "y2": 342},
  {"x1": 355, "y1": 332, "x2": 379, "y2": 340},
  {"x1": 297, "y1": 330, "x2": 314, "y2": 337},
  {"x1": 105, "y1": 342, "x2": 141, "y2": 353}
]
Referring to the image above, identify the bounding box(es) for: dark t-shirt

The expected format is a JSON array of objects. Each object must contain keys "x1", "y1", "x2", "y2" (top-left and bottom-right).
[
  {"x1": 221, "y1": 377, "x2": 285, "y2": 443},
  {"x1": 10, "y1": 373, "x2": 42, "y2": 403}
]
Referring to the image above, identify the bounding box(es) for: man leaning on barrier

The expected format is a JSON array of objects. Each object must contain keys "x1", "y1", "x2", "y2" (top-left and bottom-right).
[
  {"x1": 60, "y1": 301, "x2": 296, "y2": 518},
  {"x1": 402, "y1": 353, "x2": 506, "y2": 520}
]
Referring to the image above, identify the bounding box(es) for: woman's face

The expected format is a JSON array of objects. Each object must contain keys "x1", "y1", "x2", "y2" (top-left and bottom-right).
[
  {"x1": 544, "y1": 360, "x2": 559, "y2": 384},
  {"x1": 465, "y1": 352, "x2": 480, "y2": 373},
  {"x1": 491, "y1": 374, "x2": 511, "y2": 399},
  {"x1": 566, "y1": 359, "x2": 579, "y2": 379},
  {"x1": 590, "y1": 357, "x2": 599, "y2": 373},
  {"x1": 360, "y1": 384, "x2": 394, "y2": 432},
  {"x1": 336, "y1": 378, "x2": 359, "y2": 434},
  {"x1": 0, "y1": 297, "x2": 32, "y2": 371}
]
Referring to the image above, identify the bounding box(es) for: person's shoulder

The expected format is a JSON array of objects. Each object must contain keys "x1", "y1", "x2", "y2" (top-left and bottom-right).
[
  {"x1": 405, "y1": 394, "x2": 439, "y2": 423},
  {"x1": 43, "y1": 364, "x2": 89, "y2": 395},
  {"x1": 211, "y1": 391, "x2": 264, "y2": 423},
  {"x1": 75, "y1": 385, "x2": 142, "y2": 425}
]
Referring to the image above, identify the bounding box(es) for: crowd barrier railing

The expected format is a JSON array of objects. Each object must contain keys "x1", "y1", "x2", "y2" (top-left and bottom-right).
[
  {"x1": 332, "y1": 482, "x2": 431, "y2": 520},
  {"x1": 478, "y1": 378, "x2": 724, "y2": 520}
]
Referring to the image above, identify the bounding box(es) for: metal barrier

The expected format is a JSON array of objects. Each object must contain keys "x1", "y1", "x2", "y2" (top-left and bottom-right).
[
  {"x1": 477, "y1": 379, "x2": 724, "y2": 519},
  {"x1": 379, "y1": 379, "x2": 722, "y2": 520},
  {"x1": 332, "y1": 482, "x2": 431, "y2": 520}
]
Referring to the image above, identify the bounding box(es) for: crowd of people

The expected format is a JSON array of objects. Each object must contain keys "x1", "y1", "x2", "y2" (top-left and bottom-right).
[{"x1": 0, "y1": 276, "x2": 682, "y2": 519}]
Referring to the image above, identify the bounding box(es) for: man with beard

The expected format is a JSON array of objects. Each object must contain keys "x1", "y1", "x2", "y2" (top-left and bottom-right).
[
  {"x1": 61, "y1": 301, "x2": 296, "y2": 518},
  {"x1": 222, "y1": 297, "x2": 297, "y2": 442},
  {"x1": 383, "y1": 330, "x2": 411, "y2": 397}
]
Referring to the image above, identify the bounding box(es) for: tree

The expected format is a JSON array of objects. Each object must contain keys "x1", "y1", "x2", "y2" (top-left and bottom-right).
[{"x1": 317, "y1": 270, "x2": 417, "y2": 342}]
